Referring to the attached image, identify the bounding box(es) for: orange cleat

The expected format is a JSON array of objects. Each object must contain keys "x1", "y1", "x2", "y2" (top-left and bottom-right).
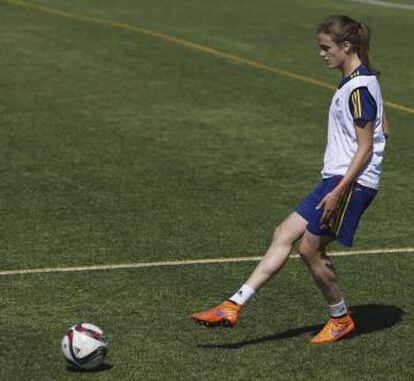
[
  {"x1": 191, "y1": 300, "x2": 241, "y2": 328},
  {"x1": 310, "y1": 313, "x2": 355, "y2": 344}
]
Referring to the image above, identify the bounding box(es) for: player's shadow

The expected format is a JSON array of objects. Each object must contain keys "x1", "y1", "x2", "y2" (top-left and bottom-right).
[
  {"x1": 65, "y1": 362, "x2": 113, "y2": 373},
  {"x1": 198, "y1": 304, "x2": 404, "y2": 350}
]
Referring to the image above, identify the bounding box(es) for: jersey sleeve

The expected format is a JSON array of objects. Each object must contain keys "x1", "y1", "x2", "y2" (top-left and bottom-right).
[{"x1": 348, "y1": 86, "x2": 377, "y2": 125}]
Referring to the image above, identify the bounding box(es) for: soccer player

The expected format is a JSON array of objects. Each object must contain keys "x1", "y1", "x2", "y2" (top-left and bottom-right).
[{"x1": 191, "y1": 15, "x2": 388, "y2": 343}]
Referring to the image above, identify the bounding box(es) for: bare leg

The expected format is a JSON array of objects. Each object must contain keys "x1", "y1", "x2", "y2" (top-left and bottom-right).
[
  {"x1": 299, "y1": 230, "x2": 342, "y2": 305},
  {"x1": 191, "y1": 213, "x2": 309, "y2": 327},
  {"x1": 245, "y1": 212, "x2": 308, "y2": 291}
]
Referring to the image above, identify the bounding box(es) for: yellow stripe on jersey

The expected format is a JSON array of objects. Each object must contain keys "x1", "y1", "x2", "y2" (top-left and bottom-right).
[
  {"x1": 351, "y1": 89, "x2": 362, "y2": 119},
  {"x1": 351, "y1": 91, "x2": 358, "y2": 118},
  {"x1": 356, "y1": 88, "x2": 362, "y2": 118}
]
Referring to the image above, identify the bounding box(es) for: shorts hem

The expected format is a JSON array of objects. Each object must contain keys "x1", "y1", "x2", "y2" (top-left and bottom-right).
[
  {"x1": 294, "y1": 208, "x2": 309, "y2": 223},
  {"x1": 306, "y1": 225, "x2": 335, "y2": 238},
  {"x1": 336, "y1": 237, "x2": 353, "y2": 247}
]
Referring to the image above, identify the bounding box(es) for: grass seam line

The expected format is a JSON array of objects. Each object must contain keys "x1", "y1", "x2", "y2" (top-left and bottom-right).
[
  {"x1": 348, "y1": 0, "x2": 414, "y2": 11},
  {"x1": 1, "y1": 247, "x2": 413, "y2": 276},
  {"x1": 5, "y1": 0, "x2": 414, "y2": 116}
]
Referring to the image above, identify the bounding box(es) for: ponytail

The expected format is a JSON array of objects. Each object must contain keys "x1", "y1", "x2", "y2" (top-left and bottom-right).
[
  {"x1": 358, "y1": 23, "x2": 377, "y2": 75},
  {"x1": 317, "y1": 15, "x2": 379, "y2": 76}
]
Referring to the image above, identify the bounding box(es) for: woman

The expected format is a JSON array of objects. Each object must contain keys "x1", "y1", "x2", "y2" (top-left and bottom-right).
[{"x1": 191, "y1": 15, "x2": 388, "y2": 344}]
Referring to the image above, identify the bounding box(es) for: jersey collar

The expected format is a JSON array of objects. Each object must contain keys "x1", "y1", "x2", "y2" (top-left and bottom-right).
[{"x1": 338, "y1": 65, "x2": 374, "y2": 89}]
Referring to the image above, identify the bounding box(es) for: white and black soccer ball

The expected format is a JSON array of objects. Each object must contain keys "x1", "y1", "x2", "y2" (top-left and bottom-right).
[{"x1": 61, "y1": 323, "x2": 108, "y2": 370}]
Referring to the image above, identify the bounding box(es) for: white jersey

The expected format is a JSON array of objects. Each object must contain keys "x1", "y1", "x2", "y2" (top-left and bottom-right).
[{"x1": 321, "y1": 66, "x2": 386, "y2": 189}]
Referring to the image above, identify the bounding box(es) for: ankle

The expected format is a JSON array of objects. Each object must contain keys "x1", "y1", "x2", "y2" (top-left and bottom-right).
[
  {"x1": 229, "y1": 284, "x2": 256, "y2": 305},
  {"x1": 328, "y1": 298, "x2": 347, "y2": 318}
]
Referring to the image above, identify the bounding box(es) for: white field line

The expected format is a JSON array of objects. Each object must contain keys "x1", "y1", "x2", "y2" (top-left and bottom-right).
[
  {"x1": 1, "y1": 247, "x2": 413, "y2": 276},
  {"x1": 348, "y1": 0, "x2": 414, "y2": 10}
]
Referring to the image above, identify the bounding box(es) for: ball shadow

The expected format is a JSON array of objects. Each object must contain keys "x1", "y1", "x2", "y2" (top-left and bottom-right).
[
  {"x1": 198, "y1": 304, "x2": 404, "y2": 350},
  {"x1": 65, "y1": 362, "x2": 113, "y2": 373}
]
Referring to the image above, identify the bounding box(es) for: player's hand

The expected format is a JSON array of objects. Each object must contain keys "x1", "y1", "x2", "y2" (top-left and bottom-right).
[{"x1": 316, "y1": 190, "x2": 341, "y2": 228}]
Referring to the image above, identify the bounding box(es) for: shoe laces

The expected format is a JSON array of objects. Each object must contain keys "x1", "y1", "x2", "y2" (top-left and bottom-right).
[{"x1": 320, "y1": 317, "x2": 345, "y2": 335}]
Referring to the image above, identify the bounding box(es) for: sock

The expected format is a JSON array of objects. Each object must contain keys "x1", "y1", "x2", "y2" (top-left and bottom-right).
[
  {"x1": 229, "y1": 284, "x2": 256, "y2": 305},
  {"x1": 329, "y1": 299, "x2": 347, "y2": 318}
]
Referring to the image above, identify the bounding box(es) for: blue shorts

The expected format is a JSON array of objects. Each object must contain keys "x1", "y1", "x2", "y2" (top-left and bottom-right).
[{"x1": 295, "y1": 176, "x2": 377, "y2": 247}]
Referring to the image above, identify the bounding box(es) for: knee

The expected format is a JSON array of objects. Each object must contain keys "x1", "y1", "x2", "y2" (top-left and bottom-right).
[
  {"x1": 299, "y1": 249, "x2": 310, "y2": 264},
  {"x1": 298, "y1": 236, "x2": 319, "y2": 264},
  {"x1": 272, "y1": 225, "x2": 282, "y2": 241},
  {"x1": 299, "y1": 250, "x2": 313, "y2": 265},
  {"x1": 272, "y1": 224, "x2": 292, "y2": 244}
]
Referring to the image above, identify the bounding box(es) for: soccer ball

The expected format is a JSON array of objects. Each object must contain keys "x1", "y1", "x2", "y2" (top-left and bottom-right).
[{"x1": 61, "y1": 323, "x2": 108, "y2": 370}]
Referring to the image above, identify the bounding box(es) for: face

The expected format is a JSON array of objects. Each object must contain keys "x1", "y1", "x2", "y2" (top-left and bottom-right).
[{"x1": 317, "y1": 33, "x2": 350, "y2": 69}]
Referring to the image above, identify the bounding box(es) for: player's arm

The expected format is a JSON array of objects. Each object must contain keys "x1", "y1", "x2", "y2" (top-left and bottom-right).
[
  {"x1": 382, "y1": 108, "x2": 391, "y2": 139},
  {"x1": 317, "y1": 86, "x2": 376, "y2": 225},
  {"x1": 317, "y1": 122, "x2": 373, "y2": 224},
  {"x1": 332, "y1": 121, "x2": 374, "y2": 192}
]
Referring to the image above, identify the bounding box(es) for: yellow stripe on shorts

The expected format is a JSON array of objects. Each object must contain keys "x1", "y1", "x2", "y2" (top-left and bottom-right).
[{"x1": 330, "y1": 182, "x2": 355, "y2": 236}]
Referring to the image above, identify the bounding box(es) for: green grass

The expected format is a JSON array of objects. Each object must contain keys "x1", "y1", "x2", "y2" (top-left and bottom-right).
[
  {"x1": 1, "y1": 254, "x2": 413, "y2": 380},
  {"x1": 1, "y1": 0, "x2": 414, "y2": 379}
]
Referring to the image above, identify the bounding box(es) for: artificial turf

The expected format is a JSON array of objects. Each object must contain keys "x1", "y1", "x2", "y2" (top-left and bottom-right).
[{"x1": 1, "y1": 0, "x2": 413, "y2": 379}]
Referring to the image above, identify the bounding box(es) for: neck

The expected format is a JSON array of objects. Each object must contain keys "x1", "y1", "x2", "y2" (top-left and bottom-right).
[{"x1": 341, "y1": 55, "x2": 362, "y2": 77}]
